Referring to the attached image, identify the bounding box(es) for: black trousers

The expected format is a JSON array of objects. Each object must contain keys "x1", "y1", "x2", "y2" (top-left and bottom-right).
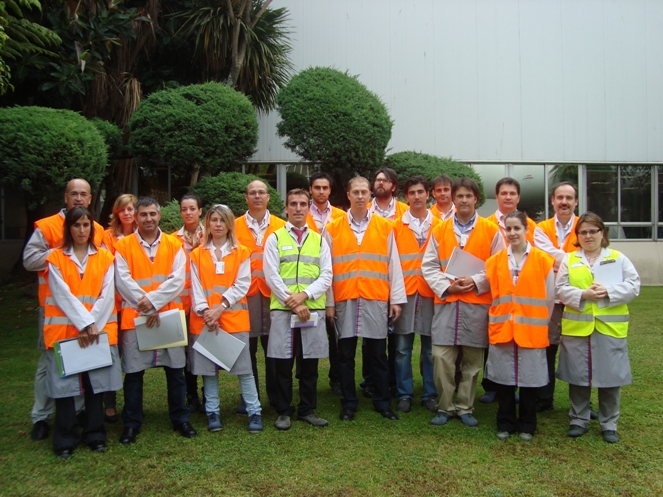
[
  {"x1": 121, "y1": 367, "x2": 190, "y2": 430},
  {"x1": 538, "y1": 343, "x2": 559, "y2": 403},
  {"x1": 481, "y1": 347, "x2": 498, "y2": 392},
  {"x1": 273, "y1": 329, "x2": 319, "y2": 417},
  {"x1": 361, "y1": 334, "x2": 396, "y2": 391},
  {"x1": 249, "y1": 335, "x2": 278, "y2": 407},
  {"x1": 339, "y1": 337, "x2": 391, "y2": 412},
  {"x1": 53, "y1": 372, "x2": 105, "y2": 453},
  {"x1": 496, "y1": 384, "x2": 538, "y2": 434},
  {"x1": 326, "y1": 319, "x2": 340, "y2": 384}
]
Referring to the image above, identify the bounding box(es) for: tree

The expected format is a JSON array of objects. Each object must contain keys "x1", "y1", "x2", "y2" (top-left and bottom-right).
[
  {"x1": 129, "y1": 82, "x2": 258, "y2": 187},
  {"x1": 0, "y1": 105, "x2": 108, "y2": 225},
  {"x1": 193, "y1": 172, "x2": 283, "y2": 217},
  {"x1": 385, "y1": 151, "x2": 486, "y2": 207},
  {"x1": 276, "y1": 67, "x2": 393, "y2": 194}
]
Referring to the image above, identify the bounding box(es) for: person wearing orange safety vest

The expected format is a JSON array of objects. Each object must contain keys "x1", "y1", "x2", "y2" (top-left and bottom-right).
[
  {"x1": 23, "y1": 178, "x2": 104, "y2": 442},
  {"x1": 325, "y1": 176, "x2": 407, "y2": 423},
  {"x1": 43, "y1": 206, "x2": 120, "y2": 458},
  {"x1": 114, "y1": 197, "x2": 196, "y2": 445},
  {"x1": 422, "y1": 178, "x2": 504, "y2": 428},
  {"x1": 429, "y1": 175, "x2": 456, "y2": 221},
  {"x1": 555, "y1": 212, "x2": 640, "y2": 444},
  {"x1": 305, "y1": 171, "x2": 345, "y2": 397},
  {"x1": 485, "y1": 210, "x2": 555, "y2": 441},
  {"x1": 235, "y1": 179, "x2": 286, "y2": 411},
  {"x1": 189, "y1": 204, "x2": 263, "y2": 434},
  {"x1": 533, "y1": 181, "x2": 580, "y2": 413},
  {"x1": 392, "y1": 176, "x2": 440, "y2": 415}
]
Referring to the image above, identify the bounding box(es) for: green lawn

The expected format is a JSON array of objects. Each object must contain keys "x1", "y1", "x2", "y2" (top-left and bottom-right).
[{"x1": 1, "y1": 283, "x2": 662, "y2": 496}]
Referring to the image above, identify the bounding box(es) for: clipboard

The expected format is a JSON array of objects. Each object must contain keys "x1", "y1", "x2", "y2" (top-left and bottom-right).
[
  {"x1": 135, "y1": 309, "x2": 188, "y2": 351},
  {"x1": 192, "y1": 327, "x2": 246, "y2": 371},
  {"x1": 444, "y1": 247, "x2": 486, "y2": 279},
  {"x1": 54, "y1": 332, "x2": 112, "y2": 378},
  {"x1": 593, "y1": 258, "x2": 623, "y2": 308},
  {"x1": 290, "y1": 312, "x2": 320, "y2": 328}
]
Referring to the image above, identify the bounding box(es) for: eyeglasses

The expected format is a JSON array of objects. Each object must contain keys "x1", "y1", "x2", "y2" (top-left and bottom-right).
[
  {"x1": 374, "y1": 178, "x2": 392, "y2": 184},
  {"x1": 247, "y1": 190, "x2": 268, "y2": 197},
  {"x1": 578, "y1": 228, "x2": 601, "y2": 237}
]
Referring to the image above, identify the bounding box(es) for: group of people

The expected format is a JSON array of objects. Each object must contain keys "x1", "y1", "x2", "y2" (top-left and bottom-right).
[{"x1": 24, "y1": 169, "x2": 639, "y2": 458}]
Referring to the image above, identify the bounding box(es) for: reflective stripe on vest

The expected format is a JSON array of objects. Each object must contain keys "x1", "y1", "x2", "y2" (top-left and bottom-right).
[{"x1": 561, "y1": 249, "x2": 629, "y2": 338}]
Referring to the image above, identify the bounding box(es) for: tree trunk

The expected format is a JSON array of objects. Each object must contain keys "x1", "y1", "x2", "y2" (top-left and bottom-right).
[{"x1": 190, "y1": 163, "x2": 201, "y2": 187}]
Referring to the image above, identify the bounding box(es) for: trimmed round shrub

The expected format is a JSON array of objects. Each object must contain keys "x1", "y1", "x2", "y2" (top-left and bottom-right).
[
  {"x1": 0, "y1": 106, "x2": 107, "y2": 211},
  {"x1": 286, "y1": 171, "x2": 310, "y2": 191},
  {"x1": 90, "y1": 117, "x2": 124, "y2": 160},
  {"x1": 193, "y1": 172, "x2": 284, "y2": 217},
  {"x1": 385, "y1": 151, "x2": 486, "y2": 207},
  {"x1": 158, "y1": 199, "x2": 183, "y2": 234}
]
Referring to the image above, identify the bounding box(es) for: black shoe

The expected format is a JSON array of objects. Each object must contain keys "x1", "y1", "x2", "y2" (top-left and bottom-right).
[
  {"x1": 361, "y1": 385, "x2": 374, "y2": 398},
  {"x1": 330, "y1": 381, "x2": 342, "y2": 397},
  {"x1": 89, "y1": 440, "x2": 107, "y2": 453},
  {"x1": 119, "y1": 427, "x2": 139, "y2": 445},
  {"x1": 379, "y1": 409, "x2": 399, "y2": 421},
  {"x1": 535, "y1": 400, "x2": 554, "y2": 413},
  {"x1": 104, "y1": 409, "x2": 119, "y2": 424},
  {"x1": 186, "y1": 395, "x2": 203, "y2": 414},
  {"x1": 590, "y1": 409, "x2": 599, "y2": 420},
  {"x1": 174, "y1": 421, "x2": 197, "y2": 438},
  {"x1": 55, "y1": 448, "x2": 73, "y2": 459},
  {"x1": 31, "y1": 420, "x2": 49, "y2": 441},
  {"x1": 340, "y1": 408, "x2": 355, "y2": 421}
]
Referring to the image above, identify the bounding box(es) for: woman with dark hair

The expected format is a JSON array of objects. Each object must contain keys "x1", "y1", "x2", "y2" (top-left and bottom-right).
[
  {"x1": 556, "y1": 212, "x2": 640, "y2": 443},
  {"x1": 43, "y1": 207, "x2": 121, "y2": 458},
  {"x1": 485, "y1": 211, "x2": 556, "y2": 441}
]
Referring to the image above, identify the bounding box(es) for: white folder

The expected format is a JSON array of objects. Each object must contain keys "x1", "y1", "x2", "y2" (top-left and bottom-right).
[
  {"x1": 593, "y1": 258, "x2": 624, "y2": 308},
  {"x1": 290, "y1": 312, "x2": 319, "y2": 328},
  {"x1": 55, "y1": 332, "x2": 112, "y2": 377},
  {"x1": 135, "y1": 309, "x2": 188, "y2": 351},
  {"x1": 444, "y1": 247, "x2": 486, "y2": 279},
  {"x1": 192, "y1": 327, "x2": 246, "y2": 371}
]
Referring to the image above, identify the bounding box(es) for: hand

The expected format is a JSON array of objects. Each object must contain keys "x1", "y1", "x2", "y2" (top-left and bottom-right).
[
  {"x1": 203, "y1": 306, "x2": 224, "y2": 329},
  {"x1": 137, "y1": 295, "x2": 155, "y2": 314},
  {"x1": 592, "y1": 283, "x2": 608, "y2": 299},
  {"x1": 326, "y1": 306, "x2": 336, "y2": 321},
  {"x1": 146, "y1": 313, "x2": 161, "y2": 328},
  {"x1": 389, "y1": 304, "x2": 402, "y2": 322},
  {"x1": 87, "y1": 324, "x2": 100, "y2": 345},
  {"x1": 285, "y1": 291, "x2": 308, "y2": 310},
  {"x1": 447, "y1": 276, "x2": 476, "y2": 294},
  {"x1": 582, "y1": 283, "x2": 608, "y2": 302},
  {"x1": 77, "y1": 328, "x2": 90, "y2": 349},
  {"x1": 294, "y1": 304, "x2": 311, "y2": 323}
]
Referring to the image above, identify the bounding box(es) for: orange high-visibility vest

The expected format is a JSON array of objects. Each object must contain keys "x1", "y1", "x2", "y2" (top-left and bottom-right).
[
  {"x1": 327, "y1": 214, "x2": 392, "y2": 302},
  {"x1": 101, "y1": 229, "x2": 125, "y2": 312},
  {"x1": 170, "y1": 229, "x2": 194, "y2": 315},
  {"x1": 188, "y1": 244, "x2": 251, "y2": 334},
  {"x1": 235, "y1": 214, "x2": 286, "y2": 298},
  {"x1": 43, "y1": 247, "x2": 117, "y2": 349},
  {"x1": 35, "y1": 213, "x2": 104, "y2": 306},
  {"x1": 114, "y1": 232, "x2": 184, "y2": 330},
  {"x1": 485, "y1": 247, "x2": 554, "y2": 348},
  {"x1": 537, "y1": 216, "x2": 579, "y2": 252},
  {"x1": 368, "y1": 199, "x2": 409, "y2": 220},
  {"x1": 429, "y1": 204, "x2": 454, "y2": 220},
  {"x1": 306, "y1": 205, "x2": 345, "y2": 234},
  {"x1": 393, "y1": 215, "x2": 440, "y2": 298},
  {"x1": 486, "y1": 213, "x2": 537, "y2": 245},
  {"x1": 432, "y1": 216, "x2": 499, "y2": 305}
]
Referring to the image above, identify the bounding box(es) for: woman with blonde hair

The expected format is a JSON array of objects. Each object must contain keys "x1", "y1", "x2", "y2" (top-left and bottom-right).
[
  {"x1": 188, "y1": 204, "x2": 262, "y2": 433},
  {"x1": 556, "y1": 212, "x2": 640, "y2": 443}
]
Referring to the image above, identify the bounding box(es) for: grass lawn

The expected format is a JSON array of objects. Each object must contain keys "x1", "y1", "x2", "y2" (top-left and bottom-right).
[{"x1": 1, "y1": 282, "x2": 662, "y2": 497}]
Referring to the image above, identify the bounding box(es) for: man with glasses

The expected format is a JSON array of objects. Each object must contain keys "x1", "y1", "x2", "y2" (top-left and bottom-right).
[
  {"x1": 235, "y1": 180, "x2": 285, "y2": 411},
  {"x1": 23, "y1": 179, "x2": 104, "y2": 441},
  {"x1": 533, "y1": 181, "x2": 581, "y2": 413}
]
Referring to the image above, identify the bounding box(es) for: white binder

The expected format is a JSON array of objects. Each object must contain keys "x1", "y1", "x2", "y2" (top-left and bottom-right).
[
  {"x1": 192, "y1": 327, "x2": 246, "y2": 371},
  {"x1": 54, "y1": 333, "x2": 112, "y2": 377},
  {"x1": 134, "y1": 309, "x2": 188, "y2": 351}
]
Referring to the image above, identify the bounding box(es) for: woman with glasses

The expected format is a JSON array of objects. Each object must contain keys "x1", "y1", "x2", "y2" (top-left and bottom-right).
[
  {"x1": 188, "y1": 204, "x2": 263, "y2": 433},
  {"x1": 555, "y1": 212, "x2": 640, "y2": 443}
]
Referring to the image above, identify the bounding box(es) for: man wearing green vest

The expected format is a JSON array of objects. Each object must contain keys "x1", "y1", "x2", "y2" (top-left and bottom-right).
[{"x1": 263, "y1": 189, "x2": 333, "y2": 430}]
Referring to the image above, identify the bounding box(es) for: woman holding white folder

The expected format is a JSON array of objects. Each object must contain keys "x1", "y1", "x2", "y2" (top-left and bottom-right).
[
  {"x1": 43, "y1": 207, "x2": 121, "y2": 458},
  {"x1": 485, "y1": 210, "x2": 556, "y2": 441},
  {"x1": 189, "y1": 204, "x2": 262, "y2": 433},
  {"x1": 555, "y1": 212, "x2": 640, "y2": 444}
]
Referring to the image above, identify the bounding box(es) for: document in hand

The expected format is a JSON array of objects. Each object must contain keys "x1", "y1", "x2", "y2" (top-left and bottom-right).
[
  {"x1": 444, "y1": 247, "x2": 486, "y2": 279},
  {"x1": 593, "y1": 258, "x2": 624, "y2": 308},
  {"x1": 54, "y1": 332, "x2": 112, "y2": 378},
  {"x1": 192, "y1": 328, "x2": 246, "y2": 371},
  {"x1": 134, "y1": 309, "x2": 188, "y2": 351},
  {"x1": 290, "y1": 312, "x2": 319, "y2": 328}
]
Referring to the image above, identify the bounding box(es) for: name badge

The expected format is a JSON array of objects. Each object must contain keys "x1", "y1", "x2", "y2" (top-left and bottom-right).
[
  {"x1": 281, "y1": 245, "x2": 293, "y2": 251},
  {"x1": 571, "y1": 262, "x2": 583, "y2": 268},
  {"x1": 215, "y1": 262, "x2": 225, "y2": 274},
  {"x1": 460, "y1": 234, "x2": 468, "y2": 247},
  {"x1": 600, "y1": 259, "x2": 616, "y2": 265},
  {"x1": 256, "y1": 235, "x2": 263, "y2": 247}
]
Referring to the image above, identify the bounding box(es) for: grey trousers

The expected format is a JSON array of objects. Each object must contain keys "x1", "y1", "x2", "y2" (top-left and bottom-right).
[{"x1": 569, "y1": 384, "x2": 620, "y2": 432}]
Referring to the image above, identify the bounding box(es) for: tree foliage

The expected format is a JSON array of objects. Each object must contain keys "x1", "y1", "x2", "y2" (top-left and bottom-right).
[
  {"x1": 158, "y1": 199, "x2": 184, "y2": 234},
  {"x1": 193, "y1": 172, "x2": 284, "y2": 217},
  {"x1": 90, "y1": 117, "x2": 123, "y2": 160},
  {"x1": 0, "y1": 106, "x2": 107, "y2": 211},
  {"x1": 385, "y1": 151, "x2": 486, "y2": 207},
  {"x1": 129, "y1": 82, "x2": 258, "y2": 185},
  {"x1": 276, "y1": 67, "x2": 393, "y2": 182}
]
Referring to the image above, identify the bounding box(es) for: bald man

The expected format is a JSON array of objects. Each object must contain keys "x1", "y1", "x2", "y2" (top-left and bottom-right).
[{"x1": 23, "y1": 179, "x2": 105, "y2": 441}]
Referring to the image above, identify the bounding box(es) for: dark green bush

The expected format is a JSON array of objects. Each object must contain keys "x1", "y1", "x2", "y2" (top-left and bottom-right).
[
  {"x1": 385, "y1": 151, "x2": 486, "y2": 207},
  {"x1": 0, "y1": 106, "x2": 108, "y2": 211},
  {"x1": 276, "y1": 67, "x2": 393, "y2": 180},
  {"x1": 90, "y1": 117, "x2": 124, "y2": 160},
  {"x1": 286, "y1": 171, "x2": 309, "y2": 191},
  {"x1": 129, "y1": 83, "x2": 258, "y2": 182},
  {"x1": 159, "y1": 199, "x2": 183, "y2": 234},
  {"x1": 193, "y1": 172, "x2": 284, "y2": 217}
]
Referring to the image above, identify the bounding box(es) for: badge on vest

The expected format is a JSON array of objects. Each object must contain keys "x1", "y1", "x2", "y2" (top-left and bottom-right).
[
  {"x1": 215, "y1": 262, "x2": 225, "y2": 274},
  {"x1": 571, "y1": 262, "x2": 583, "y2": 268},
  {"x1": 256, "y1": 235, "x2": 263, "y2": 247},
  {"x1": 600, "y1": 259, "x2": 616, "y2": 265},
  {"x1": 281, "y1": 245, "x2": 293, "y2": 251},
  {"x1": 460, "y1": 234, "x2": 468, "y2": 248}
]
